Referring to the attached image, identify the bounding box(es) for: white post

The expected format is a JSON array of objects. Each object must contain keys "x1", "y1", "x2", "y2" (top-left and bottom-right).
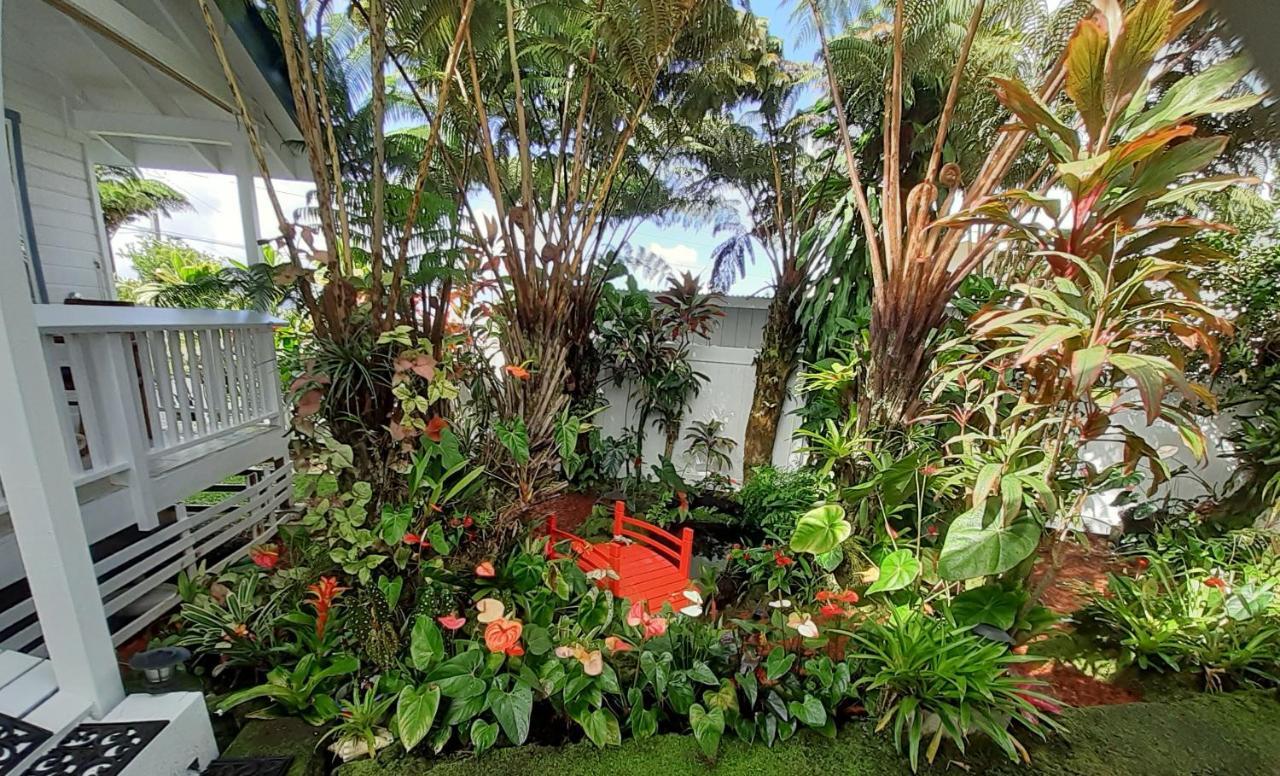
[
  {"x1": 0, "y1": 0, "x2": 124, "y2": 718},
  {"x1": 234, "y1": 144, "x2": 261, "y2": 264}
]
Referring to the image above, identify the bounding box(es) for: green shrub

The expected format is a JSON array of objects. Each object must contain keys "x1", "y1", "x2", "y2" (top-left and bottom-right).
[
  {"x1": 847, "y1": 610, "x2": 1059, "y2": 772},
  {"x1": 738, "y1": 466, "x2": 823, "y2": 538},
  {"x1": 1079, "y1": 554, "x2": 1280, "y2": 689}
]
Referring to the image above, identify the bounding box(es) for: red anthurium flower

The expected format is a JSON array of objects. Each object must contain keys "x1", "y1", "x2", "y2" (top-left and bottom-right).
[
  {"x1": 818, "y1": 602, "x2": 846, "y2": 619},
  {"x1": 1204, "y1": 576, "x2": 1226, "y2": 589},
  {"x1": 475, "y1": 561, "x2": 496, "y2": 578},
  {"x1": 249, "y1": 544, "x2": 279, "y2": 570},
  {"x1": 403, "y1": 533, "x2": 430, "y2": 549},
  {"x1": 484, "y1": 618, "x2": 523, "y2": 654},
  {"x1": 837, "y1": 590, "x2": 860, "y2": 604},
  {"x1": 438, "y1": 614, "x2": 466, "y2": 631},
  {"x1": 1136, "y1": 557, "x2": 1149, "y2": 570},
  {"x1": 504, "y1": 364, "x2": 530, "y2": 380},
  {"x1": 926, "y1": 525, "x2": 939, "y2": 538},
  {"x1": 816, "y1": 590, "x2": 834, "y2": 601},
  {"x1": 774, "y1": 551, "x2": 794, "y2": 567},
  {"x1": 425, "y1": 416, "x2": 449, "y2": 442},
  {"x1": 463, "y1": 515, "x2": 474, "y2": 528},
  {"x1": 504, "y1": 643, "x2": 525, "y2": 657},
  {"x1": 306, "y1": 576, "x2": 347, "y2": 639}
]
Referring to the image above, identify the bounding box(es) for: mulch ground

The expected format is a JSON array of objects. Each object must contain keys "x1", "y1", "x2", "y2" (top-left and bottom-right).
[
  {"x1": 524, "y1": 491, "x2": 600, "y2": 533},
  {"x1": 1020, "y1": 534, "x2": 1145, "y2": 707}
]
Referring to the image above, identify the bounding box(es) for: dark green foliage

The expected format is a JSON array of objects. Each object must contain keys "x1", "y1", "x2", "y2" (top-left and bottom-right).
[
  {"x1": 414, "y1": 577, "x2": 460, "y2": 620},
  {"x1": 737, "y1": 466, "x2": 823, "y2": 537},
  {"x1": 350, "y1": 587, "x2": 402, "y2": 670}
]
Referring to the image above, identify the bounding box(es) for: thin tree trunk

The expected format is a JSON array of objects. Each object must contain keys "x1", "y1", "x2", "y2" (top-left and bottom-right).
[{"x1": 742, "y1": 282, "x2": 803, "y2": 478}]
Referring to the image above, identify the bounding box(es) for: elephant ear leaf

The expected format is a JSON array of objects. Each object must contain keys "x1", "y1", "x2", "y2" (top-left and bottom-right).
[
  {"x1": 938, "y1": 507, "x2": 1040, "y2": 581},
  {"x1": 790, "y1": 505, "x2": 851, "y2": 556}
]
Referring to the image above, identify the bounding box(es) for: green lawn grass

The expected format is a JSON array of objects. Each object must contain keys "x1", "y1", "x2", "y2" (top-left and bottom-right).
[{"x1": 333, "y1": 691, "x2": 1280, "y2": 776}]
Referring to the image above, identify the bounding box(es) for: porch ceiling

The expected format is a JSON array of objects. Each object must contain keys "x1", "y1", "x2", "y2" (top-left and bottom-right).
[{"x1": 9, "y1": 0, "x2": 307, "y2": 179}]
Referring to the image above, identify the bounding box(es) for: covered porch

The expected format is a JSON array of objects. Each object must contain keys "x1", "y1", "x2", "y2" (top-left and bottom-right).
[{"x1": 0, "y1": 0, "x2": 304, "y2": 773}]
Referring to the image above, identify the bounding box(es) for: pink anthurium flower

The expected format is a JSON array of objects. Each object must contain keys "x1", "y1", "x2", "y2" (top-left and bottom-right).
[{"x1": 437, "y1": 614, "x2": 465, "y2": 631}]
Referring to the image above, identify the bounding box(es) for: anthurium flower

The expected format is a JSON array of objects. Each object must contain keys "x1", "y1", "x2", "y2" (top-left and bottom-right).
[
  {"x1": 505, "y1": 643, "x2": 525, "y2": 657},
  {"x1": 475, "y1": 598, "x2": 505, "y2": 623},
  {"x1": 475, "y1": 561, "x2": 496, "y2": 578},
  {"x1": 403, "y1": 533, "x2": 430, "y2": 548},
  {"x1": 604, "y1": 636, "x2": 633, "y2": 653},
  {"x1": 643, "y1": 616, "x2": 668, "y2": 638},
  {"x1": 774, "y1": 551, "x2": 794, "y2": 567},
  {"x1": 425, "y1": 416, "x2": 449, "y2": 442},
  {"x1": 578, "y1": 648, "x2": 604, "y2": 676},
  {"x1": 249, "y1": 544, "x2": 279, "y2": 570},
  {"x1": 1204, "y1": 576, "x2": 1227, "y2": 590},
  {"x1": 679, "y1": 589, "x2": 704, "y2": 617},
  {"x1": 767, "y1": 599, "x2": 792, "y2": 609},
  {"x1": 626, "y1": 600, "x2": 647, "y2": 627},
  {"x1": 437, "y1": 614, "x2": 465, "y2": 631},
  {"x1": 554, "y1": 645, "x2": 576, "y2": 659},
  {"x1": 818, "y1": 602, "x2": 846, "y2": 619},
  {"x1": 484, "y1": 618, "x2": 522, "y2": 654},
  {"x1": 787, "y1": 612, "x2": 819, "y2": 638},
  {"x1": 504, "y1": 364, "x2": 530, "y2": 380},
  {"x1": 625, "y1": 599, "x2": 668, "y2": 637}
]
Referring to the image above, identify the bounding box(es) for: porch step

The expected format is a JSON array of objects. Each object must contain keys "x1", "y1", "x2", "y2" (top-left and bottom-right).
[{"x1": 0, "y1": 649, "x2": 89, "y2": 776}]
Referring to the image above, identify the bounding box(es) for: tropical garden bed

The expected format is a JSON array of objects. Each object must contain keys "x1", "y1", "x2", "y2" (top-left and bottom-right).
[{"x1": 122, "y1": 0, "x2": 1280, "y2": 774}]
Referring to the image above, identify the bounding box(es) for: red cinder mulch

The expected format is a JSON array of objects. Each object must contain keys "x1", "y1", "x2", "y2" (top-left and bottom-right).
[
  {"x1": 525, "y1": 491, "x2": 600, "y2": 533},
  {"x1": 1018, "y1": 534, "x2": 1147, "y2": 707},
  {"x1": 1030, "y1": 534, "x2": 1135, "y2": 616},
  {"x1": 1011, "y1": 659, "x2": 1142, "y2": 707}
]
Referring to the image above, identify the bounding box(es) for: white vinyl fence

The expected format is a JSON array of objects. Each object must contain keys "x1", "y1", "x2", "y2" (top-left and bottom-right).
[{"x1": 599, "y1": 297, "x2": 1244, "y2": 533}]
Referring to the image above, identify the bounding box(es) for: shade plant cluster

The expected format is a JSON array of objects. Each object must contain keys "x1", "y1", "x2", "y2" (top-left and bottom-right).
[{"x1": 156, "y1": 0, "x2": 1280, "y2": 773}]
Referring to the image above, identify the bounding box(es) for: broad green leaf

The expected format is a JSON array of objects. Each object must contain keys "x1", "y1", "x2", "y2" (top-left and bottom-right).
[
  {"x1": 993, "y1": 77, "x2": 1079, "y2": 158},
  {"x1": 789, "y1": 504, "x2": 851, "y2": 555},
  {"x1": 1109, "y1": 352, "x2": 1174, "y2": 424},
  {"x1": 688, "y1": 703, "x2": 725, "y2": 759},
  {"x1": 579, "y1": 708, "x2": 621, "y2": 748},
  {"x1": 1126, "y1": 55, "x2": 1254, "y2": 136},
  {"x1": 765, "y1": 647, "x2": 795, "y2": 681},
  {"x1": 410, "y1": 616, "x2": 445, "y2": 672},
  {"x1": 379, "y1": 505, "x2": 412, "y2": 546},
  {"x1": 938, "y1": 507, "x2": 1041, "y2": 580},
  {"x1": 1066, "y1": 17, "x2": 1108, "y2": 145},
  {"x1": 487, "y1": 683, "x2": 533, "y2": 745},
  {"x1": 469, "y1": 719, "x2": 499, "y2": 754},
  {"x1": 425, "y1": 522, "x2": 451, "y2": 556},
  {"x1": 1070, "y1": 346, "x2": 1109, "y2": 396},
  {"x1": 494, "y1": 418, "x2": 530, "y2": 465},
  {"x1": 973, "y1": 462, "x2": 1002, "y2": 508},
  {"x1": 949, "y1": 586, "x2": 1021, "y2": 630},
  {"x1": 865, "y1": 549, "x2": 921, "y2": 595},
  {"x1": 788, "y1": 694, "x2": 827, "y2": 728},
  {"x1": 1107, "y1": 0, "x2": 1173, "y2": 105},
  {"x1": 396, "y1": 685, "x2": 441, "y2": 752}
]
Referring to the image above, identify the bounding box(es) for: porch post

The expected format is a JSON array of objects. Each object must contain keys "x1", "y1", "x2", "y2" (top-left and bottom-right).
[
  {"x1": 0, "y1": 0, "x2": 124, "y2": 718},
  {"x1": 234, "y1": 144, "x2": 261, "y2": 264}
]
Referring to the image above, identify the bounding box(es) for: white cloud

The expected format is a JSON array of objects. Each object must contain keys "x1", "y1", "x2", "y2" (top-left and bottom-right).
[{"x1": 648, "y1": 241, "x2": 700, "y2": 273}]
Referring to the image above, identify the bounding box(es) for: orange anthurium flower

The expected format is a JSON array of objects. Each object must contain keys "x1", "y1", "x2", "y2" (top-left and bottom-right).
[
  {"x1": 425, "y1": 416, "x2": 449, "y2": 442},
  {"x1": 475, "y1": 561, "x2": 496, "y2": 578},
  {"x1": 505, "y1": 643, "x2": 525, "y2": 657},
  {"x1": 604, "y1": 636, "x2": 633, "y2": 653},
  {"x1": 504, "y1": 364, "x2": 530, "y2": 380},
  {"x1": 484, "y1": 618, "x2": 522, "y2": 654}
]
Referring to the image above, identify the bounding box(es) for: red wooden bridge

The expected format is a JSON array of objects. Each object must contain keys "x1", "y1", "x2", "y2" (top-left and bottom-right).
[{"x1": 546, "y1": 501, "x2": 694, "y2": 613}]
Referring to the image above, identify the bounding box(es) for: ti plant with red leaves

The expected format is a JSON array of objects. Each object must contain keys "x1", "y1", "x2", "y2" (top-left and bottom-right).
[{"x1": 925, "y1": 0, "x2": 1259, "y2": 589}]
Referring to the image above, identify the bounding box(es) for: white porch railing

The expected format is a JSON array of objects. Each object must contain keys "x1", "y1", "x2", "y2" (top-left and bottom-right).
[{"x1": 0, "y1": 306, "x2": 292, "y2": 653}]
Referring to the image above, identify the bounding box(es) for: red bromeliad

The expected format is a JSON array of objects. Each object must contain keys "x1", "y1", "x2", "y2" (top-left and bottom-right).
[{"x1": 306, "y1": 576, "x2": 347, "y2": 639}]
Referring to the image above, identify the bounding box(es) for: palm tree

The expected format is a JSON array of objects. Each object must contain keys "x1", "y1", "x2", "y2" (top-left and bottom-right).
[
  {"x1": 95, "y1": 166, "x2": 192, "y2": 237},
  {"x1": 680, "y1": 36, "x2": 824, "y2": 477}
]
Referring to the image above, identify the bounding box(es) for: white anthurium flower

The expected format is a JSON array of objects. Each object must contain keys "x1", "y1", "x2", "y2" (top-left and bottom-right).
[
  {"x1": 679, "y1": 589, "x2": 704, "y2": 617},
  {"x1": 767, "y1": 599, "x2": 792, "y2": 609},
  {"x1": 787, "y1": 612, "x2": 819, "y2": 639}
]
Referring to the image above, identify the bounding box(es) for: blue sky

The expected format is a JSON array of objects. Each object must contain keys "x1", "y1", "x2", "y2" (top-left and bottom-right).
[
  {"x1": 626, "y1": 1, "x2": 816, "y2": 296},
  {"x1": 116, "y1": 1, "x2": 817, "y2": 296}
]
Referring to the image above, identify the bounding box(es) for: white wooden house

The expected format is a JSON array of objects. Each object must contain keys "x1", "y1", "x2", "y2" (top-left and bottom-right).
[{"x1": 0, "y1": 1, "x2": 302, "y2": 772}]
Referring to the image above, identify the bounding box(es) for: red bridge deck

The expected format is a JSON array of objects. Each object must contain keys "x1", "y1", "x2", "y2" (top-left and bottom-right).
[{"x1": 546, "y1": 501, "x2": 694, "y2": 613}]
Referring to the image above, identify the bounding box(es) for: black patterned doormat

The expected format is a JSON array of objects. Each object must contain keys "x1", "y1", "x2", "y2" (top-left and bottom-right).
[
  {"x1": 27, "y1": 720, "x2": 165, "y2": 775},
  {"x1": 0, "y1": 712, "x2": 52, "y2": 776},
  {"x1": 202, "y1": 756, "x2": 294, "y2": 776}
]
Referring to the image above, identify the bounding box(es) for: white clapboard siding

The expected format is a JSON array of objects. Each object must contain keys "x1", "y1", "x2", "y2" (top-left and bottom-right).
[{"x1": 2, "y1": 43, "x2": 112, "y2": 302}]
